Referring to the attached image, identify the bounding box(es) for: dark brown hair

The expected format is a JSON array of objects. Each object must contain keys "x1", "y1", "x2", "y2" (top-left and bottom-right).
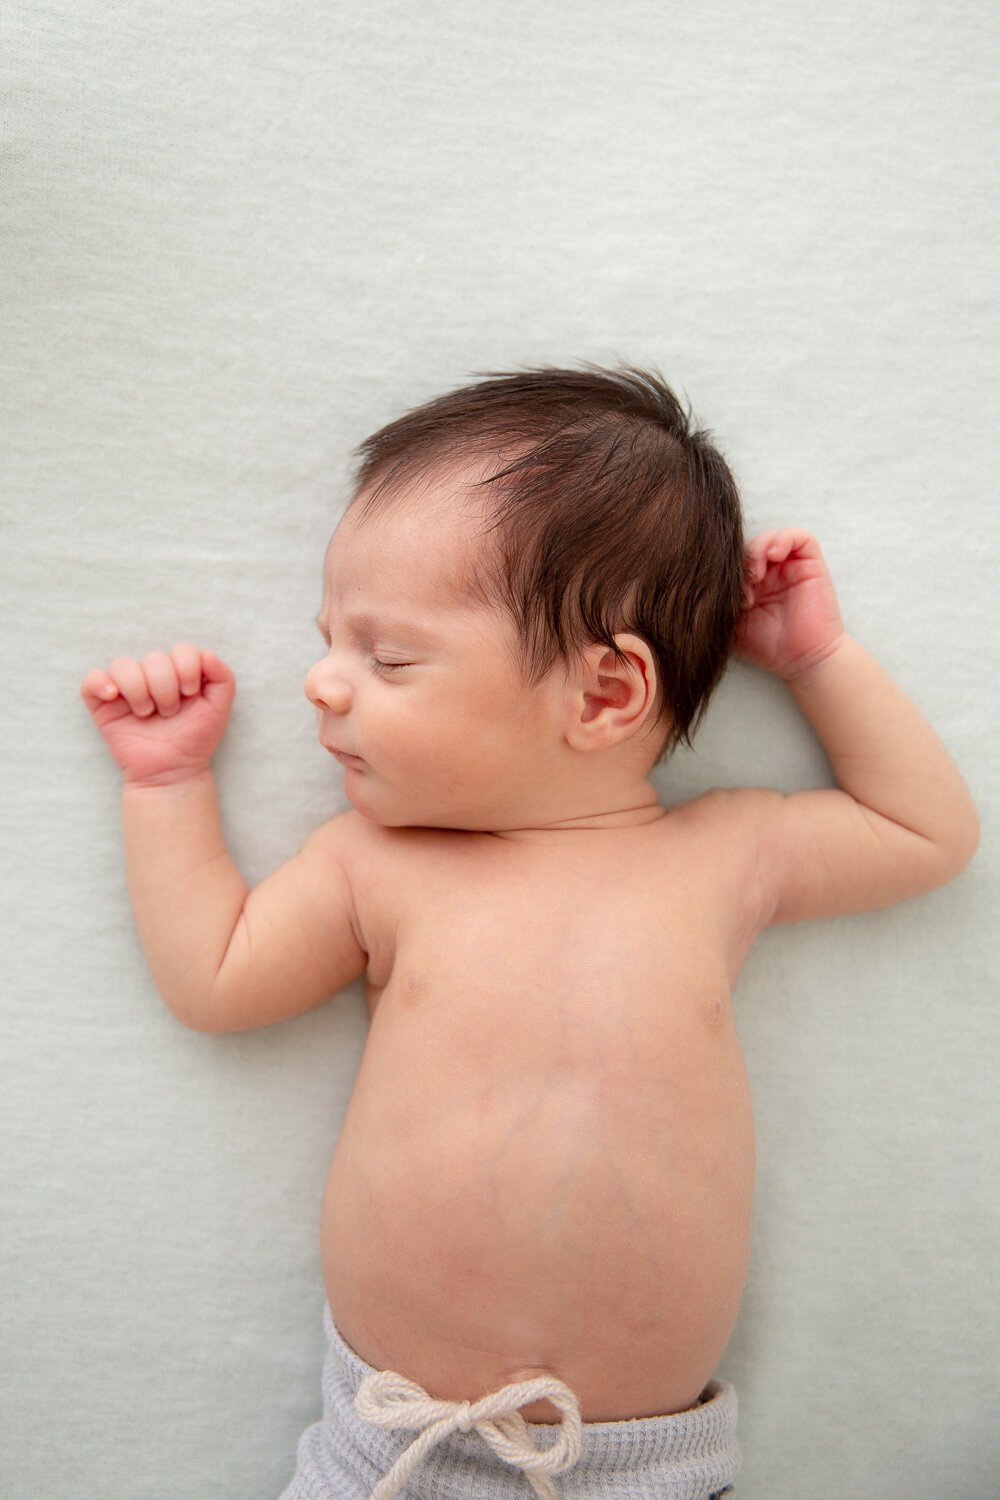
[{"x1": 350, "y1": 364, "x2": 745, "y2": 756}]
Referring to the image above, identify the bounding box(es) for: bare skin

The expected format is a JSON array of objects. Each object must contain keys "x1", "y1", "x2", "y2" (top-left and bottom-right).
[
  {"x1": 318, "y1": 804, "x2": 758, "y2": 1421},
  {"x1": 80, "y1": 500, "x2": 979, "y2": 1425}
]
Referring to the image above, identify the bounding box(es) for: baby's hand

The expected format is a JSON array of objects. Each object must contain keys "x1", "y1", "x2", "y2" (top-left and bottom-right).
[
  {"x1": 736, "y1": 530, "x2": 845, "y2": 679},
  {"x1": 80, "y1": 644, "x2": 236, "y2": 786}
]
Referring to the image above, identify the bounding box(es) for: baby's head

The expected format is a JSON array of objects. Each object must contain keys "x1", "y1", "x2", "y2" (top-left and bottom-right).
[
  {"x1": 350, "y1": 365, "x2": 744, "y2": 758},
  {"x1": 308, "y1": 365, "x2": 744, "y2": 830}
]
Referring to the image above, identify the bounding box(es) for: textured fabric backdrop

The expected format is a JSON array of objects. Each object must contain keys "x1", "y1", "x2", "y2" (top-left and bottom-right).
[{"x1": 3, "y1": 3, "x2": 997, "y2": 1497}]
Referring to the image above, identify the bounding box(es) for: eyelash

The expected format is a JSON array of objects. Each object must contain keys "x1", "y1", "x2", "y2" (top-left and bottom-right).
[{"x1": 316, "y1": 631, "x2": 409, "y2": 677}]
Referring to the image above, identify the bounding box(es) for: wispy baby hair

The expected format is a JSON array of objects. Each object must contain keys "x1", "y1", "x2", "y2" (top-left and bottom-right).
[{"x1": 350, "y1": 364, "x2": 745, "y2": 755}]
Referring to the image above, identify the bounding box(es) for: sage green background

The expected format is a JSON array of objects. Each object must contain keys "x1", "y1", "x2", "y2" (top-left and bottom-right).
[{"x1": 3, "y1": 2, "x2": 997, "y2": 1496}]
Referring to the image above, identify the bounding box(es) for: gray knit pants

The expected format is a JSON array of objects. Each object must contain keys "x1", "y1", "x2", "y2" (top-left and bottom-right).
[{"x1": 278, "y1": 1304, "x2": 740, "y2": 1499}]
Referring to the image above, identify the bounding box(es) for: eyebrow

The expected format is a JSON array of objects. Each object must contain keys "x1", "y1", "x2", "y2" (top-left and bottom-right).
[{"x1": 314, "y1": 609, "x2": 439, "y2": 641}]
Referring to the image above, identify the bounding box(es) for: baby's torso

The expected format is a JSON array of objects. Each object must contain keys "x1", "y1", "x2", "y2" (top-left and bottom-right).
[{"x1": 322, "y1": 799, "x2": 761, "y2": 1421}]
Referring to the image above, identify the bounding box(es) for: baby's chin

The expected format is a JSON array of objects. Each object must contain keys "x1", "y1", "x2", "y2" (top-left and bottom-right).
[
  {"x1": 339, "y1": 770, "x2": 557, "y2": 833},
  {"x1": 339, "y1": 785, "x2": 460, "y2": 831},
  {"x1": 343, "y1": 793, "x2": 509, "y2": 835},
  {"x1": 355, "y1": 810, "x2": 494, "y2": 832}
]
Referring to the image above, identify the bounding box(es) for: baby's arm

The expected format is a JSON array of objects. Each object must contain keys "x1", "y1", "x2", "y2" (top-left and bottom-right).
[
  {"x1": 735, "y1": 532, "x2": 979, "y2": 924},
  {"x1": 81, "y1": 645, "x2": 367, "y2": 1031}
]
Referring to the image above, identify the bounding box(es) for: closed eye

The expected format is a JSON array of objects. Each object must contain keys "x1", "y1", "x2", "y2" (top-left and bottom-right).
[{"x1": 369, "y1": 659, "x2": 410, "y2": 677}]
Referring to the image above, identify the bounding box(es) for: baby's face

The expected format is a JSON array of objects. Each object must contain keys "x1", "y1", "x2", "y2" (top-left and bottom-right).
[{"x1": 305, "y1": 493, "x2": 567, "y2": 830}]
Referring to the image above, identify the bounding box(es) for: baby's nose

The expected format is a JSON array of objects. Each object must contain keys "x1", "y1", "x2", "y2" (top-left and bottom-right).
[{"x1": 304, "y1": 661, "x2": 354, "y2": 714}]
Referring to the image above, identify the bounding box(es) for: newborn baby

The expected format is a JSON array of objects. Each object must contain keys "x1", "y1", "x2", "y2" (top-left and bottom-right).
[{"x1": 81, "y1": 367, "x2": 978, "y2": 1499}]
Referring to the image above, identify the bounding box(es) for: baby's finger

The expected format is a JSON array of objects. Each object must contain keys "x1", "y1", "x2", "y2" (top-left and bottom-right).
[
  {"x1": 170, "y1": 642, "x2": 204, "y2": 697},
  {"x1": 199, "y1": 649, "x2": 237, "y2": 708},
  {"x1": 107, "y1": 657, "x2": 156, "y2": 718},
  {"x1": 80, "y1": 668, "x2": 120, "y2": 709},
  {"x1": 740, "y1": 567, "x2": 760, "y2": 607},
  {"x1": 142, "y1": 651, "x2": 181, "y2": 717},
  {"x1": 743, "y1": 533, "x2": 778, "y2": 588},
  {"x1": 764, "y1": 528, "x2": 819, "y2": 563},
  {"x1": 199, "y1": 649, "x2": 235, "y2": 685}
]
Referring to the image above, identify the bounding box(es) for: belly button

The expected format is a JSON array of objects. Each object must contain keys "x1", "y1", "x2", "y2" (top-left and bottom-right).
[
  {"x1": 507, "y1": 1363, "x2": 557, "y2": 1384},
  {"x1": 505, "y1": 1371, "x2": 564, "y2": 1424}
]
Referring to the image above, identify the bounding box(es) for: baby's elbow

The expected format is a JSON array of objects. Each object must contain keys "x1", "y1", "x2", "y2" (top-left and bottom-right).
[
  {"x1": 921, "y1": 806, "x2": 980, "y2": 893},
  {"x1": 178, "y1": 1004, "x2": 225, "y2": 1034},
  {"x1": 161, "y1": 988, "x2": 221, "y2": 1033},
  {"x1": 157, "y1": 969, "x2": 239, "y2": 1033},
  {"x1": 175, "y1": 981, "x2": 250, "y2": 1034}
]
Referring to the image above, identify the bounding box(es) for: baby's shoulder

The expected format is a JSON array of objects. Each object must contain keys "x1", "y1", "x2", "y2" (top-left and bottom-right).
[
  {"x1": 654, "y1": 788, "x2": 778, "y2": 953},
  {"x1": 302, "y1": 814, "x2": 465, "y2": 983},
  {"x1": 304, "y1": 808, "x2": 401, "y2": 865},
  {"x1": 303, "y1": 810, "x2": 453, "y2": 886},
  {"x1": 657, "y1": 787, "x2": 774, "y2": 898},
  {"x1": 661, "y1": 785, "x2": 773, "y2": 839}
]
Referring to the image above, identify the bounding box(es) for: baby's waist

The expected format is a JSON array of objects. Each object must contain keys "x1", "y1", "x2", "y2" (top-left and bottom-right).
[
  {"x1": 326, "y1": 1291, "x2": 724, "y2": 1423},
  {"x1": 320, "y1": 1121, "x2": 752, "y2": 1422}
]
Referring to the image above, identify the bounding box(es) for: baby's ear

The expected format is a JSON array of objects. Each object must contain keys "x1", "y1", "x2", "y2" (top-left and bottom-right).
[{"x1": 564, "y1": 634, "x2": 658, "y2": 752}]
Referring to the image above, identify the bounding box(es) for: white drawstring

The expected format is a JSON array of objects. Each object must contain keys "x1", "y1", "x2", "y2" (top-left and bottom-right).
[{"x1": 354, "y1": 1365, "x2": 583, "y2": 1499}]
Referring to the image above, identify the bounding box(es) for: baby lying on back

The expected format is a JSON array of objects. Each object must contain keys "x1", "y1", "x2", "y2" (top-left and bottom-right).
[{"x1": 82, "y1": 366, "x2": 978, "y2": 1499}]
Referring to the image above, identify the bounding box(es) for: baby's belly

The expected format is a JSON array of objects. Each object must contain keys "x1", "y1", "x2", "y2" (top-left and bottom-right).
[{"x1": 320, "y1": 994, "x2": 754, "y2": 1422}]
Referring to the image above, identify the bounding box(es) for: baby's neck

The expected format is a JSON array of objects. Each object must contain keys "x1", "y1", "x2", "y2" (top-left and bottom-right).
[{"x1": 486, "y1": 792, "x2": 667, "y2": 841}]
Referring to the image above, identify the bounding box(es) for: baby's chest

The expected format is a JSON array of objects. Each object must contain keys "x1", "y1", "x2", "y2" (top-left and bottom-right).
[
  {"x1": 351, "y1": 839, "x2": 739, "y2": 1029},
  {"x1": 346, "y1": 879, "x2": 751, "y2": 1217}
]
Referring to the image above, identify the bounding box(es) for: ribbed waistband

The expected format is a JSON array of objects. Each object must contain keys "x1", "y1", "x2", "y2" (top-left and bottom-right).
[{"x1": 295, "y1": 1303, "x2": 741, "y2": 1500}]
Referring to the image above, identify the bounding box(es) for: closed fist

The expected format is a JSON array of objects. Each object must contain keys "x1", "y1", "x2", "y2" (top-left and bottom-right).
[
  {"x1": 80, "y1": 644, "x2": 236, "y2": 786},
  {"x1": 736, "y1": 530, "x2": 845, "y2": 679}
]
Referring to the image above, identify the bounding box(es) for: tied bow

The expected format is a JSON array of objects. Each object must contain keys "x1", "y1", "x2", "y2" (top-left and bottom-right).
[{"x1": 354, "y1": 1367, "x2": 583, "y2": 1499}]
